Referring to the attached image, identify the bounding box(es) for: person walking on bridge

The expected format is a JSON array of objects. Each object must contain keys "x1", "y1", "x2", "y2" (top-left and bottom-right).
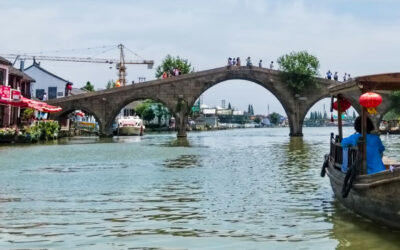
[
  {"x1": 270, "y1": 61, "x2": 274, "y2": 69},
  {"x1": 236, "y1": 57, "x2": 241, "y2": 66},
  {"x1": 334, "y1": 72, "x2": 338, "y2": 81},
  {"x1": 326, "y1": 70, "x2": 332, "y2": 80},
  {"x1": 259, "y1": 59, "x2": 262, "y2": 68},
  {"x1": 246, "y1": 57, "x2": 252, "y2": 69},
  {"x1": 227, "y1": 57, "x2": 232, "y2": 69}
]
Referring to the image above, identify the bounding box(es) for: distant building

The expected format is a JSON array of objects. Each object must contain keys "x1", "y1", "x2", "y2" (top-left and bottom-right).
[{"x1": 24, "y1": 60, "x2": 74, "y2": 100}]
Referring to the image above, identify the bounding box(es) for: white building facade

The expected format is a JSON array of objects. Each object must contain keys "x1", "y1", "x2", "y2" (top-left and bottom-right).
[{"x1": 24, "y1": 62, "x2": 72, "y2": 100}]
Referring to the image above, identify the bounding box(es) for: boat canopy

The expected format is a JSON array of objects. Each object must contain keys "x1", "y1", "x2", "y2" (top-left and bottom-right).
[
  {"x1": 327, "y1": 72, "x2": 400, "y2": 175},
  {"x1": 329, "y1": 72, "x2": 400, "y2": 95}
]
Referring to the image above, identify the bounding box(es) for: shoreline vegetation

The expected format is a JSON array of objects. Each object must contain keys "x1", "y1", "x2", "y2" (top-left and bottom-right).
[
  {"x1": 0, "y1": 120, "x2": 59, "y2": 144},
  {"x1": 0, "y1": 123, "x2": 286, "y2": 145}
]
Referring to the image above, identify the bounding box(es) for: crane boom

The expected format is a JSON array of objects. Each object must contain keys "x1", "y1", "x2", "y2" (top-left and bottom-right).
[
  {"x1": 0, "y1": 54, "x2": 153, "y2": 65},
  {"x1": 0, "y1": 44, "x2": 154, "y2": 86}
]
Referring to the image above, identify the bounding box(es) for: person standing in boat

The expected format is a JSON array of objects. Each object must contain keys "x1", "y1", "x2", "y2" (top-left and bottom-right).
[{"x1": 341, "y1": 116, "x2": 386, "y2": 174}]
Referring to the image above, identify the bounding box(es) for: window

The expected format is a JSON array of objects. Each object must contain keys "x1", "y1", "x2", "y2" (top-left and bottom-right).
[
  {"x1": 57, "y1": 92, "x2": 64, "y2": 97},
  {"x1": 48, "y1": 87, "x2": 57, "y2": 99},
  {"x1": 36, "y1": 89, "x2": 44, "y2": 100},
  {"x1": 0, "y1": 69, "x2": 5, "y2": 85}
]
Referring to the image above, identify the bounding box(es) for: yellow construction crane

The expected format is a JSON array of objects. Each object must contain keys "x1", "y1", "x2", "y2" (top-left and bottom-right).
[{"x1": 1, "y1": 44, "x2": 154, "y2": 86}]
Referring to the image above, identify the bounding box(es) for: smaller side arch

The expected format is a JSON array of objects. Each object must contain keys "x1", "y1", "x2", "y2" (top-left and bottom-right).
[
  {"x1": 50, "y1": 105, "x2": 103, "y2": 136},
  {"x1": 299, "y1": 94, "x2": 362, "y2": 135},
  {"x1": 102, "y1": 96, "x2": 176, "y2": 137}
]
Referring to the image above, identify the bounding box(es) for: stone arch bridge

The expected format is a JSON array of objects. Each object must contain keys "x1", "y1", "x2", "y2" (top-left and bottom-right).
[{"x1": 47, "y1": 66, "x2": 367, "y2": 137}]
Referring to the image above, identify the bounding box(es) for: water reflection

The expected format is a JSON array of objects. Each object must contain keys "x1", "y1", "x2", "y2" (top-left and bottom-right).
[
  {"x1": 163, "y1": 155, "x2": 199, "y2": 168},
  {"x1": 330, "y1": 201, "x2": 400, "y2": 250},
  {"x1": 169, "y1": 138, "x2": 191, "y2": 147}
]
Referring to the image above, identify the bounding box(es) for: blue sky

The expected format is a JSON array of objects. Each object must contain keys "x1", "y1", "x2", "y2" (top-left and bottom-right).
[{"x1": 1, "y1": 0, "x2": 400, "y2": 115}]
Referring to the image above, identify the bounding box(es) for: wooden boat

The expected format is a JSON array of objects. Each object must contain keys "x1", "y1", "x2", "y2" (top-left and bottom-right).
[{"x1": 322, "y1": 73, "x2": 400, "y2": 229}]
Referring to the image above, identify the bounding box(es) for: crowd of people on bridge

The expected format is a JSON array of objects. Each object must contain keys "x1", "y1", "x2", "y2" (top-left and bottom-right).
[
  {"x1": 227, "y1": 57, "x2": 274, "y2": 70},
  {"x1": 326, "y1": 70, "x2": 352, "y2": 82},
  {"x1": 162, "y1": 68, "x2": 182, "y2": 79},
  {"x1": 227, "y1": 57, "x2": 241, "y2": 68},
  {"x1": 226, "y1": 58, "x2": 352, "y2": 83}
]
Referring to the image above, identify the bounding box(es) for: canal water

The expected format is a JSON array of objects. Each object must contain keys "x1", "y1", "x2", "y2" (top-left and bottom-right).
[{"x1": 0, "y1": 127, "x2": 399, "y2": 249}]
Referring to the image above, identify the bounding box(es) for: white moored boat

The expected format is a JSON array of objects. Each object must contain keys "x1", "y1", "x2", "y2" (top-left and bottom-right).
[{"x1": 117, "y1": 116, "x2": 145, "y2": 136}]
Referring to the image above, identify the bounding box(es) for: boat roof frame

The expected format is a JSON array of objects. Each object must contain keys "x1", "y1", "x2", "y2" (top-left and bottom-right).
[
  {"x1": 329, "y1": 72, "x2": 400, "y2": 95},
  {"x1": 328, "y1": 72, "x2": 400, "y2": 176}
]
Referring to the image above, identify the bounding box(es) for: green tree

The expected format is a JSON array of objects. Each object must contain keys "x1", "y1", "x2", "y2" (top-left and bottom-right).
[
  {"x1": 135, "y1": 102, "x2": 151, "y2": 118},
  {"x1": 155, "y1": 55, "x2": 194, "y2": 78},
  {"x1": 22, "y1": 108, "x2": 35, "y2": 121},
  {"x1": 228, "y1": 102, "x2": 232, "y2": 110},
  {"x1": 277, "y1": 51, "x2": 320, "y2": 94},
  {"x1": 142, "y1": 108, "x2": 155, "y2": 123},
  {"x1": 383, "y1": 110, "x2": 399, "y2": 121},
  {"x1": 106, "y1": 80, "x2": 116, "y2": 89},
  {"x1": 254, "y1": 116, "x2": 261, "y2": 124},
  {"x1": 154, "y1": 103, "x2": 170, "y2": 126},
  {"x1": 269, "y1": 112, "x2": 281, "y2": 125},
  {"x1": 388, "y1": 91, "x2": 400, "y2": 117},
  {"x1": 135, "y1": 100, "x2": 170, "y2": 126},
  {"x1": 82, "y1": 81, "x2": 95, "y2": 92}
]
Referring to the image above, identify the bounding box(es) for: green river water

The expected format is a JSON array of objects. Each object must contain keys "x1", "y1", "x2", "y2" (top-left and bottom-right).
[{"x1": 0, "y1": 127, "x2": 399, "y2": 249}]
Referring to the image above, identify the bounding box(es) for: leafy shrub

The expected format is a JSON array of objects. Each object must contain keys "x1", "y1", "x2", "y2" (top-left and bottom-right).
[{"x1": 277, "y1": 51, "x2": 320, "y2": 94}]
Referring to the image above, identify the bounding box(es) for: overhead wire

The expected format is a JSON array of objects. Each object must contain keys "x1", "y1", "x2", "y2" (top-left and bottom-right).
[
  {"x1": 24, "y1": 45, "x2": 117, "y2": 56},
  {"x1": 89, "y1": 45, "x2": 118, "y2": 58},
  {"x1": 124, "y1": 46, "x2": 144, "y2": 60}
]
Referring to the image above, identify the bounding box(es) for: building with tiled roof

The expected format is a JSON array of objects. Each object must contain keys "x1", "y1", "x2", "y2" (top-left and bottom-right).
[
  {"x1": 24, "y1": 61, "x2": 74, "y2": 100},
  {"x1": 0, "y1": 56, "x2": 11, "y2": 66}
]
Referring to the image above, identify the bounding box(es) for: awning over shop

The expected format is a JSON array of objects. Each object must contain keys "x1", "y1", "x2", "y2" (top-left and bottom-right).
[
  {"x1": 19, "y1": 97, "x2": 62, "y2": 113},
  {"x1": 0, "y1": 96, "x2": 62, "y2": 113}
]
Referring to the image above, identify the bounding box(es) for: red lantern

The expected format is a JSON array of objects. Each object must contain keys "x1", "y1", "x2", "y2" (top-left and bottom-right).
[
  {"x1": 359, "y1": 92, "x2": 382, "y2": 114},
  {"x1": 333, "y1": 99, "x2": 351, "y2": 112}
]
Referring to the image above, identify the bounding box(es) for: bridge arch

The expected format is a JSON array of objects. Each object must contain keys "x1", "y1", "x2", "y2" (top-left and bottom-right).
[
  {"x1": 103, "y1": 96, "x2": 175, "y2": 136},
  {"x1": 52, "y1": 105, "x2": 103, "y2": 134},
  {"x1": 300, "y1": 94, "x2": 362, "y2": 127},
  {"x1": 185, "y1": 68, "x2": 301, "y2": 136},
  {"x1": 189, "y1": 78, "x2": 292, "y2": 114}
]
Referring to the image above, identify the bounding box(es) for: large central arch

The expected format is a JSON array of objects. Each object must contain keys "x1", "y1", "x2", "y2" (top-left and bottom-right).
[{"x1": 188, "y1": 74, "x2": 294, "y2": 132}]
